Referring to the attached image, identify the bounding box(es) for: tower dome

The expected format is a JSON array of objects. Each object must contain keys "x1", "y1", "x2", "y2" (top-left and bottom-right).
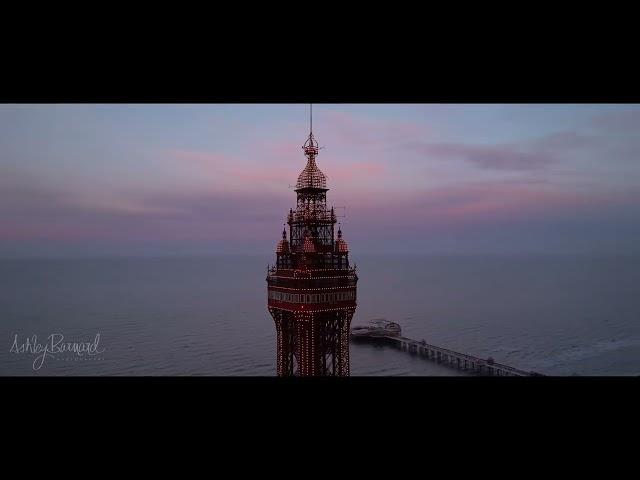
[
  {"x1": 276, "y1": 228, "x2": 289, "y2": 254},
  {"x1": 335, "y1": 226, "x2": 349, "y2": 253},
  {"x1": 296, "y1": 132, "x2": 327, "y2": 190}
]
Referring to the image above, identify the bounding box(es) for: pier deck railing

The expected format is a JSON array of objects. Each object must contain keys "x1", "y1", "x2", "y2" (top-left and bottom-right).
[{"x1": 363, "y1": 335, "x2": 541, "y2": 376}]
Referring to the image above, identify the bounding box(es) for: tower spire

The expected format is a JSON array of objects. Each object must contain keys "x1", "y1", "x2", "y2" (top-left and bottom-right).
[{"x1": 302, "y1": 103, "x2": 320, "y2": 160}]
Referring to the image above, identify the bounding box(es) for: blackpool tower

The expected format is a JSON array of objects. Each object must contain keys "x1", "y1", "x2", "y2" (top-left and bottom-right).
[{"x1": 266, "y1": 106, "x2": 358, "y2": 376}]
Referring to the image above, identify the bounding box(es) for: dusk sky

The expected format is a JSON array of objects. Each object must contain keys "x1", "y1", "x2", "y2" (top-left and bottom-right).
[{"x1": 2, "y1": 104, "x2": 640, "y2": 257}]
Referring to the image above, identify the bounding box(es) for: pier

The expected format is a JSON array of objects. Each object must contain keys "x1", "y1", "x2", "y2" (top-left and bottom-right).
[{"x1": 351, "y1": 321, "x2": 543, "y2": 376}]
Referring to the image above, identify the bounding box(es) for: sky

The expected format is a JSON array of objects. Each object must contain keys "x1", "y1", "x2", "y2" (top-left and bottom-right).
[{"x1": 1, "y1": 103, "x2": 640, "y2": 257}]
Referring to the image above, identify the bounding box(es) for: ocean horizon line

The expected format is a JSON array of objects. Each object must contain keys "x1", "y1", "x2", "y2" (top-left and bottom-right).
[{"x1": 2, "y1": 251, "x2": 640, "y2": 261}]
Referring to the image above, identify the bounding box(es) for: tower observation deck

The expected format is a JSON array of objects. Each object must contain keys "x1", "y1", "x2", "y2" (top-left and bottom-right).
[{"x1": 266, "y1": 106, "x2": 358, "y2": 376}]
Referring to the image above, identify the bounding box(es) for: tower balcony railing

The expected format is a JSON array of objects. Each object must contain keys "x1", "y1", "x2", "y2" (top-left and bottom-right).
[
  {"x1": 291, "y1": 211, "x2": 335, "y2": 223},
  {"x1": 267, "y1": 255, "x2": 357, "y2": 287},
  {"x1": 268, "y1": 263, "x2": 356, "y2": 276}
]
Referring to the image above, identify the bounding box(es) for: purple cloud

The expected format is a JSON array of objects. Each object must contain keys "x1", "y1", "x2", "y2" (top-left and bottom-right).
[{"x1": 408, "y1": 142, "x2": 557, "y2": 171}]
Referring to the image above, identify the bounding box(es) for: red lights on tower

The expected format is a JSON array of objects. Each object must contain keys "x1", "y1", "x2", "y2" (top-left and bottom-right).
[{"x1": 266, "y1": 105, "x2": 358, "y2": 376}]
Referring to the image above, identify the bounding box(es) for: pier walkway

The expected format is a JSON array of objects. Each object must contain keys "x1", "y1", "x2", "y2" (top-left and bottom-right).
[{"x1": 357, "y1": 334, "x2": 542, "y2": 376}]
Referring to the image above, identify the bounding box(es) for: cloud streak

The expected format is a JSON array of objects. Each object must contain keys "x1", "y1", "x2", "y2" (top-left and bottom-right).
[{"x1": 405, "y1": 142, "x2": 557, "y2": 171}]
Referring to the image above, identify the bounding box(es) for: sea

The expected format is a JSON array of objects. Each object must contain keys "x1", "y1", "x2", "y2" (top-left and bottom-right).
[{"x1": 1, "y1": 255, "x2": 639, "y2": 376}]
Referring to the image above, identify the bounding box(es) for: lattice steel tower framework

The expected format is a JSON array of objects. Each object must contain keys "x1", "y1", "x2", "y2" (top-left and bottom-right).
[{"x1": 266, "y1": 105, "x2": 358, "y2": 376}]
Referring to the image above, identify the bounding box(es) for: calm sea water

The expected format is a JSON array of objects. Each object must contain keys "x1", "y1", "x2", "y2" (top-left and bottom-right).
[{"x1": 1, "y1": 255, "x2": 639, "y2": 376}]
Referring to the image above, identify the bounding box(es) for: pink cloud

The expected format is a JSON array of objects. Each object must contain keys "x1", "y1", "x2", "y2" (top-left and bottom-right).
[
  {"x1": 169, "y1": 146, "x2": 385, "y2": 188},
  {"x1": 342, "y1": 181, "x2": 636, "y2": 231},
  {"x1": 2, "y1": 168, "x2": 639, "y2": 254},
  {"x1": 169, "y1": 148, "x2": 295, "y2": 186}
]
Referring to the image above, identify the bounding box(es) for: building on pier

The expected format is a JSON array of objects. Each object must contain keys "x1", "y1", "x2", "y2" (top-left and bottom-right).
[
  {"x1": 266, "y1": 107, "x2": 358, "y2": 376},
  {"x1": 351, "y1": 320, "x2": 401, "y2": 340}
]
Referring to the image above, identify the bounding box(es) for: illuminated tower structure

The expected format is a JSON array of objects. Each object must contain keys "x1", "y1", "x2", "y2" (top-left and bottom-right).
[{"x1": 267, "y1": 108, "x2": 358, "y2": 376}]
